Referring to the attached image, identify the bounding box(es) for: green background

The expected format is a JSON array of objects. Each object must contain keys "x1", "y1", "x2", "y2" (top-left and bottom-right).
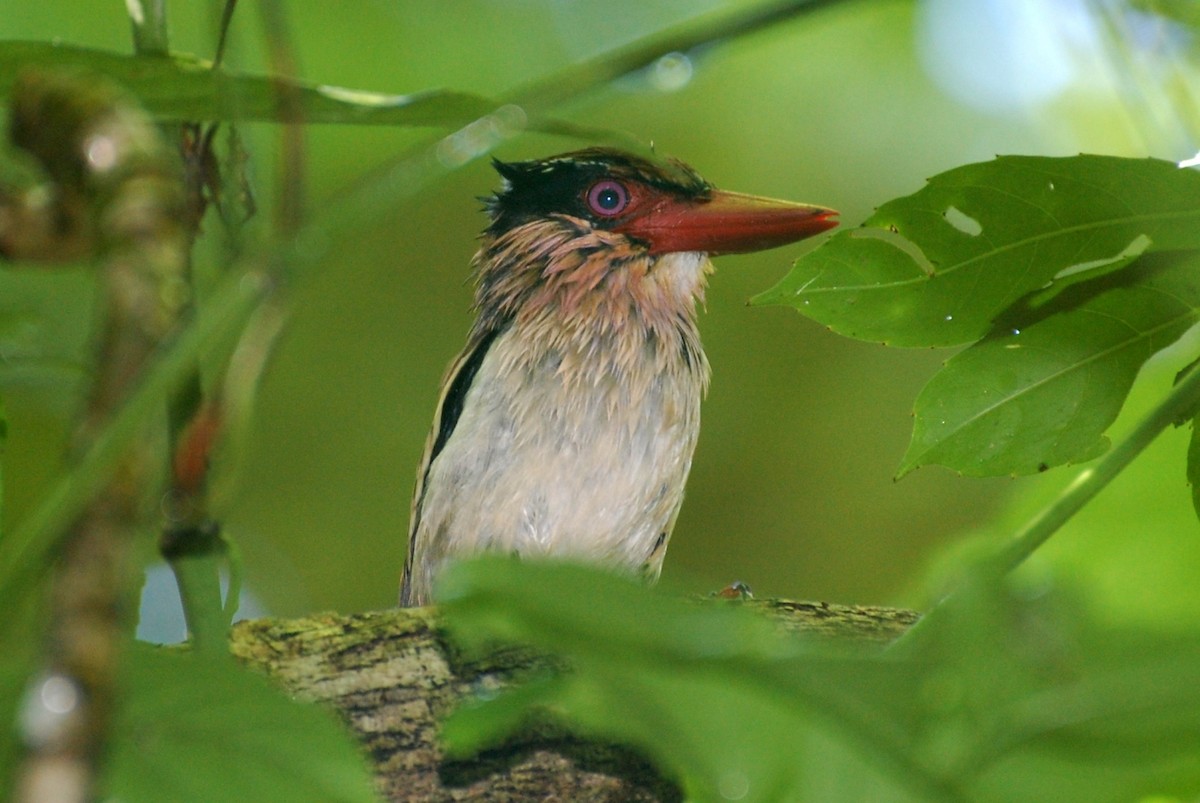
[{"x1": 3, "y1": 0, "x2": 1198, "y2": 625}]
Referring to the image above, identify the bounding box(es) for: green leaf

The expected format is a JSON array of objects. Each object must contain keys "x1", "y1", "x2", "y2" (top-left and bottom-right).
[
  {"x1": 754, "y1": 155, "x2": 1200, "y2": 347},
  {"x1": 0, "y1": 41, "x2": 577, "y2": 133},
  {"x1": 104, "y1": 646, "x2": 377, "y2": 803},
  {"x1": 899, "y1": 252, "x2": 1200, "y2": 477}
]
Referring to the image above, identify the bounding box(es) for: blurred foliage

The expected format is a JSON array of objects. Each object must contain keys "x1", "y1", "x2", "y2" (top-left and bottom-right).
[
  {"x1": 441, "y1": 557, "x2": 1200, "y2": 802},
  {"x1": 1134, "y1": 0, "x2": 1200, "y2": 28},
  {"x1": 104, "y1": 645, "x2": 376, "y2": 803}
]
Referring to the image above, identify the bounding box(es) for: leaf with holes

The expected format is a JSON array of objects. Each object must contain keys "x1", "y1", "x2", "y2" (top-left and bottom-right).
[
  {"x1": 898, "y1": 252, "x2": 1200, "y2": 477},
  {"x1": 754, "y1": 155, "x2": 1200, "y2": 347}
]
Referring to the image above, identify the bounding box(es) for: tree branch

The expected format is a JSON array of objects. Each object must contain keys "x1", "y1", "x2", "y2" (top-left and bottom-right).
[{"x1": 230, "y1": 600, "x2": 918, "y2": 802}]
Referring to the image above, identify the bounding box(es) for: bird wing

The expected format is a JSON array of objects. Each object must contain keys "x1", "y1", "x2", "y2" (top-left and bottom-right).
[{"x1": 401, "y1": 324, "x2": 503, "y2": 604}]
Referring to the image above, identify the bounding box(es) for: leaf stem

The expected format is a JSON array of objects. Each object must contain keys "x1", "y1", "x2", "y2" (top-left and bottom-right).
[
  {"x1": 167, "y1": 536, "x2": 228, "y2": 655},
  {"x1": 0, "y1": 272, "x2": 267, "y2": 608},
  {"x1": 129, "y1": 0, "x2": 170, "y2": 57},
  {"x1": 502, "y1": 0, "x2": 839, "y2": 113},
  {"x1": 897, "y1": 362, "x2": 1200, "y2": 649},
  {"x1": 985, "y1": 363, "x2": 1200, "y2": 578}
]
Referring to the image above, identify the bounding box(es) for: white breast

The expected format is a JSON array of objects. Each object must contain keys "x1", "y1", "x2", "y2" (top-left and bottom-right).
[{"x1": 409, "y1": 324, "x2": 703, "y2": 597}]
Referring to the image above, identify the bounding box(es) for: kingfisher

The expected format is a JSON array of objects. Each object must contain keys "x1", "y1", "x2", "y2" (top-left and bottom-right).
[{"x1": 400, "y1": 148, "x2": 836, "y2": 607}]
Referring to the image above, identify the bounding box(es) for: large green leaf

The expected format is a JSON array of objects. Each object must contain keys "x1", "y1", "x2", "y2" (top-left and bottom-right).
[
  {"x1": 899, "y1": 252, "x2": 1200, "y2": 477},
  {"x1": 753, "y1": 156, "x2": 1200, "y2": 347},
  {"x1": 0, "y1": 41, "x2": 574, "y2": 132},
  {"x1": 441, "y1": 558, "x2": 1200, "y2": 803},
  {"x1": 104, "y1": 646, "x2": 377, "y2": 803},
  {"x1": 439, "y1": 557, "x2": 945, "y2": 803}
]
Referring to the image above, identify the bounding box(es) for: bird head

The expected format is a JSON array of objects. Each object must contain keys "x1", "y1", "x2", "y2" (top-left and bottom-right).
[{"x1": 474, "y1": 148, "x2": 837, "y2": 337}]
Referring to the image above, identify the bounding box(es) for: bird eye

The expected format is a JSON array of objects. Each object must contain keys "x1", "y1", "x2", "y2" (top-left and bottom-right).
[{"x1": 586, "y1": 180, "x2": 629, "y2": 217}]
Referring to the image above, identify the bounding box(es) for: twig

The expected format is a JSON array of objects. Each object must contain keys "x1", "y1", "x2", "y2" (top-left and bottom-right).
[
  {"x1": 9, "y1": 70, "x2": 189, "y2": 803},
  {"x1": 258, "y1": 0, "x2": 306, "y2": 235},
  {"x1": 159, "y1": 0, "x2": 250, "y2": 656},
  {"x1": 986, "y1": 367, "x2": 1200, "y2": 577},
  {"x1": 128, "y1": 0, "x2": 169, "y2": 58},
  {"x1": 503, "y1": 0, "x2": 838, "y2": 113},
  {"x1": 897, "y1": 364, "x2": 1200, "y2": 650},
  {"x1": 212, "y1": 0, "x2": 240, "y2": 70}
]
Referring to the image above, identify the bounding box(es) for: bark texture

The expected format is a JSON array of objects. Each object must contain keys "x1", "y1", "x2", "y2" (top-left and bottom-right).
[{"x1": 229, "y1": 601, "x2": 919, "y2": 802}]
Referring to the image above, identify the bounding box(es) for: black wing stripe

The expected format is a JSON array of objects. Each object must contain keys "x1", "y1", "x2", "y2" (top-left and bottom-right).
[
  {"x1": 402, "y1": 326, "x2": 502, "y2": 606},
  {"x1": 429, "y1": 326, "x2": 501, "y2": 466}
]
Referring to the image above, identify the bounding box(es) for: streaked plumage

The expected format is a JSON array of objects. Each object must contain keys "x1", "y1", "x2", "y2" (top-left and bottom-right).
[{"x1": 401, "y1": 149, "x2": 835, "y2": 606}]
